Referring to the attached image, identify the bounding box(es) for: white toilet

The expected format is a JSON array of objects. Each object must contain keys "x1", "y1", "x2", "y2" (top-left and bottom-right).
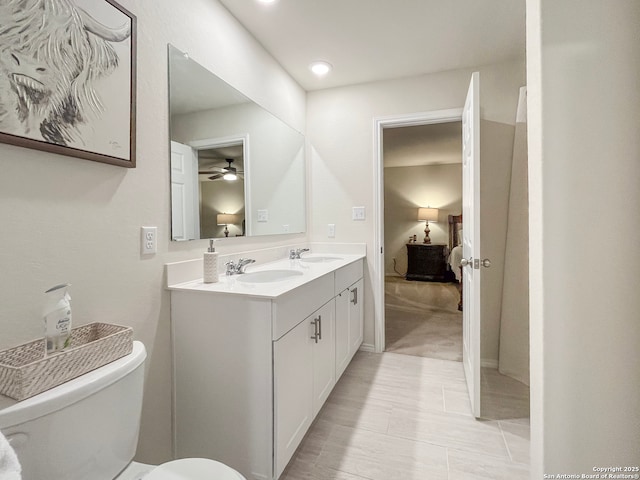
[{"x1": 0, "y1": 341, "x2": 245, "y2": 480}]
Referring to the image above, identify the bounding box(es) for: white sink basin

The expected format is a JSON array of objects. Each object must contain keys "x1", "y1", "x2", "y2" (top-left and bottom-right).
[
  {"x1": 299, "y1": 256, "x2": 343, "y2": 263},
  {"x1": 237, "y1": 269, "x2": 304, "y2": 283}
]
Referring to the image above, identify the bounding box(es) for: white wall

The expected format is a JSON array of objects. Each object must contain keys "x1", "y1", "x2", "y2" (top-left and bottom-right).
[
  {"x1": 528, "y1": 0, "x2": 640, "y2": 475},
  {"x1": 0, "y1": 0, "x2": 306, "y2": 463},
  {"x1": 384, "y1": 164, "x2": 462, "y2": 275},
  {"x1": 307, "y1": 60, "x2": 524, "y2": 358}
]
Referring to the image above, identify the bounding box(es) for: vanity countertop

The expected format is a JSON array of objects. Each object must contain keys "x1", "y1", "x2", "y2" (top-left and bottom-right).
[{"x1": 167, "y1": 253, "x2": 365, "y2": 299}]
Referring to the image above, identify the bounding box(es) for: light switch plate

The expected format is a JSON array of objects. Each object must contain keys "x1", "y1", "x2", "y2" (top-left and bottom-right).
[
  {"x1": 257, "y1": 209, "x2": 268, "y2": 222},
  {"x1": 352, "y1": 206, "x2": 365, "y2": 221}
]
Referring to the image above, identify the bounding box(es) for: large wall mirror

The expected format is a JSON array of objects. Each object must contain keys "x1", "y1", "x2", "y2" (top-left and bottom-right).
[{"x1": 168, "y1": 44, "x2": 306, "y2": 240}]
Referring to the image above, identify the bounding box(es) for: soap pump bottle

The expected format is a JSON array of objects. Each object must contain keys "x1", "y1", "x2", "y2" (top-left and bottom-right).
[
  {"x1": 203, "y1": 239, "x2": 219, "y2": 283},
  {"x1": 43, "y1": 284, "x2": 72, "y2": 355}
]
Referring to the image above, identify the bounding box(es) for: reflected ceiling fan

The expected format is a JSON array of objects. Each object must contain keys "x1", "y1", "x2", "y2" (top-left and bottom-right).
[{"x1": 199, "y1": 159, "x2": 244, "y2": 181}]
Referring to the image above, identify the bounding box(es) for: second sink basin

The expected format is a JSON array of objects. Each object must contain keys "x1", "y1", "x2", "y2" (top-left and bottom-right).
[{"x1": 237, "y1": 269, "x2": 304, "y2": 283}]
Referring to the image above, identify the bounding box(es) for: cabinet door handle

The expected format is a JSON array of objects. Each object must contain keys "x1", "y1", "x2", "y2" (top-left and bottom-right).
[
  {"x1": 310, "y1": 318, "x2": 319, "y2": 343},
  {"x1": 317, "y1": 315, "x2": 322, "y2": 341},
  {"x1": 351, "y1": 287, "x2": 358, "y2": 305}
]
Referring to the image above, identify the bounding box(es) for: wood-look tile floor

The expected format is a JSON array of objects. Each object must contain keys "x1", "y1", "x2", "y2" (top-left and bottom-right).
[
  {"x1": 281, "y1": 351, "x2": 530, "y2": 480},
  {"x1": 383, "y1": 276, "x2": 530, "y2": 422}
]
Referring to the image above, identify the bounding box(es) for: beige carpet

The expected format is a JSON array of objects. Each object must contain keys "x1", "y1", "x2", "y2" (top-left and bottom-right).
[{"x1": 384, "y1": 276, "x2": 463, "y2": 362}]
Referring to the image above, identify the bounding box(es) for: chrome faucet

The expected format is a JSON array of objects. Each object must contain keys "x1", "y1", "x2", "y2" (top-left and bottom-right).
[
  {"x1": 225, "y1": 258, "x2": 256, "y2": 275},
  {"x1": 289, "y1": 248, "x2": 310, "y2": 259}
]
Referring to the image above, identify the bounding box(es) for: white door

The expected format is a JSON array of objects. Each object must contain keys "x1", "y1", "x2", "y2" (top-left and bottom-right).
[
  {"x1": 274, "y1": 318, "x2": 313, "y2": 478},
  {"x1": 462, "y1": 72, "x2": 482, "y2": 418},
  {"x1": 170, "y1": 141, "x2": 199, "y2": 241},
  {"x1": 312, "y1": 301, "x2": 336, "y2": 417}
]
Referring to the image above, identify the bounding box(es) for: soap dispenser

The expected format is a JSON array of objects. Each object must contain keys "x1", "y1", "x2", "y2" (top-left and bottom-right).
[{"x1": 203, "y1": 239, "x2": 219, "y2": 283}]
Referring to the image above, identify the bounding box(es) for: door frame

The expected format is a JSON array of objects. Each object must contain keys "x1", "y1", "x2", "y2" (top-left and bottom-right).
[{"x1": 373, "y1": 108, "x2": 463, "y2": 353}]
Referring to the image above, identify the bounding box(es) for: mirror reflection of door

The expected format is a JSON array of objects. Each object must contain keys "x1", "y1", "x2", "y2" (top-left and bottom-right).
[
  {"x1": 170, "y1": 140, "x2": 246, "y2": 240},
  {"x1": 170, "y1": 141, "x2": 199, "y2": 241}
]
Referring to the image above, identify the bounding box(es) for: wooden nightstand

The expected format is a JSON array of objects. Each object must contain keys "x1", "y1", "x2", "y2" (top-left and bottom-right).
[{"x1": 405, "y1": 243, "x2": 448, "y2": 282}]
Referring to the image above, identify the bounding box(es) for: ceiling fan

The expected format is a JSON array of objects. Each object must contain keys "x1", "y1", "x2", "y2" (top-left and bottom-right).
[{"x1": 199, "y1": 159, "x2": 244, "y2": 181}]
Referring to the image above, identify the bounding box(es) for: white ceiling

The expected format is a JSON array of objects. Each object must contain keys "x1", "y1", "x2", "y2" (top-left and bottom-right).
[{"x1": 218, "y1": 0, "x2": 526, "y2": 91}]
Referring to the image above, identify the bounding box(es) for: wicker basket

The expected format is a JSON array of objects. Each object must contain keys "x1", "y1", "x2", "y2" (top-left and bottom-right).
[{"x1": 0, "y1": 322, "x2": 133, "y2": 401}]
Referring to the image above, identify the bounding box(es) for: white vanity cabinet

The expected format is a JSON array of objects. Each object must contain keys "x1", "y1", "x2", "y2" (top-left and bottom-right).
[
  {"x1": 170, "y1": 257, "x2": 364, "y2": 480},
  {"x1": 273, "y1": 299, "x2": 335, "y2": 478}
]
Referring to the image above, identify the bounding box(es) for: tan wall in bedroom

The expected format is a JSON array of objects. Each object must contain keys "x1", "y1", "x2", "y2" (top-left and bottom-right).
[{"x1": 384, "y1": 164, "x2": 462, "y2": 276}]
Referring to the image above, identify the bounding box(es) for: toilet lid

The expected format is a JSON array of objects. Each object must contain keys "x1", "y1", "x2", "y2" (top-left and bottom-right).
[{"x1": 145, "y1": 458, "x2": 246, "y2": 480}]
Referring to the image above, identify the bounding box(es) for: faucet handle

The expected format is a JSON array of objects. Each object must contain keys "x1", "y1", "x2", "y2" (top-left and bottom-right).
[{"x1": 225, "y1": 260, "x2": 236, "y2": 275}]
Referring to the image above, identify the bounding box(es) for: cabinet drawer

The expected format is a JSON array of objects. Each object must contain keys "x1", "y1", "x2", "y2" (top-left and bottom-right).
[
  {"x1": 272, "y1": 273, "x2": 334, "y2": 340},
  {"x1": 335, "y1": 260, "x2": 363, "y2": 295}
]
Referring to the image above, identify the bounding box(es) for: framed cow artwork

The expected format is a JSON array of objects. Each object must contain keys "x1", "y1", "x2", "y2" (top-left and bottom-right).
[{"x1": 0, "y1": 0, "x2": 137, "y2": 167}]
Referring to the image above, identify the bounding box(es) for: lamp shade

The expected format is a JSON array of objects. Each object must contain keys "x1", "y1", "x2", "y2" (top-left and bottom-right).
[
  {"x1": 418, "y1": 207, "x2": 439, "y2": 222},
  {"x1": 217, "y1": 213, "x2": 236, "y2": 225}
]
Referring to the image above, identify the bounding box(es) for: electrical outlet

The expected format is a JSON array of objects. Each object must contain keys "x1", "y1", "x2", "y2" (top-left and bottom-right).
[
  {"x1": 283, "y1": 224, "x2": 290, "y2": 233},
  {"x1": 257, "y1": 209, "x2": 269, "y2": 222},
  {"x1": 141, "y1": 226, "x2": 157, "y2": 255},
  {"x1": 328, "y1": 224, "x2": 336, "y2": 238}
]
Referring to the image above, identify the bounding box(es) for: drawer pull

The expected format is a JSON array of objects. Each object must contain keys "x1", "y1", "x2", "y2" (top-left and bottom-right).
[
  {"x1": 310, "y1": 318, "x2": 319, "y2": 343},
  {"x1": 310, "y1": 315, "x2": 322, "y2": 343}
]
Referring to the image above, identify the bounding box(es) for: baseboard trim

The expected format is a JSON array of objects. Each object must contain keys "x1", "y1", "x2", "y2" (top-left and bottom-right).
[{"x1": 359, "y1": 343, "x2": 375, "y2": 353}]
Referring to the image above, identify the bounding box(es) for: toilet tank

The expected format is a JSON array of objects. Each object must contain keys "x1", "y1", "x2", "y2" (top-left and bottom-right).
[{"x1": 0, "y1": 341, "x2": 146, "y2": 480}]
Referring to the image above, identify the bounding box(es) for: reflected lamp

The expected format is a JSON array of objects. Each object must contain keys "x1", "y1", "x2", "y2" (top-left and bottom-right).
[{"x1": 217, "y1": 213, "x2": 237, "y2": 238}]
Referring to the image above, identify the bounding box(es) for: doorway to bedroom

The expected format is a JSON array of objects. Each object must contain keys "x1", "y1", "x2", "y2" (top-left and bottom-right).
[{"x1": 382, "y1": 121, "x2": 463, "y2": 362}]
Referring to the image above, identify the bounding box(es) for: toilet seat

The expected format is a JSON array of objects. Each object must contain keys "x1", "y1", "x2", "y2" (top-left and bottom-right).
[{"x1": 145, "y1": 458, "x2": 246, "y2": 480}]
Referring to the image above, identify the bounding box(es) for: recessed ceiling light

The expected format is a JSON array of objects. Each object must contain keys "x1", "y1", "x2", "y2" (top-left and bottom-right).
[
  {"x1": 257, "y1": 0, "x2": 278, "y2": 4},
  {"x1": 309, "y1": 61, "x2": 332, "y2": 77}
]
